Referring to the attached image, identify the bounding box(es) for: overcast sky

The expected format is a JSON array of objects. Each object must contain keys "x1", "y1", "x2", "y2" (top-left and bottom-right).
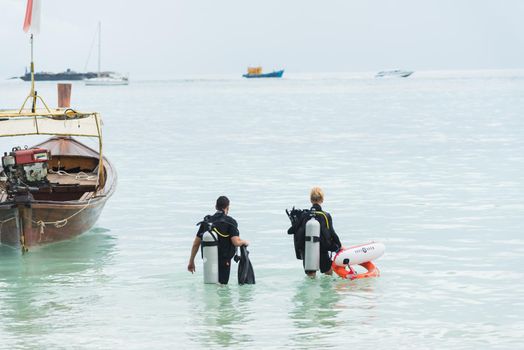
[{"x1": 1, "y1": 0, "x2": 524, "y2": 79}]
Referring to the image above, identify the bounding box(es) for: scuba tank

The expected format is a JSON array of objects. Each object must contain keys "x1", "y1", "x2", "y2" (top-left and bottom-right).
[
  {"x1": 201, "y1": 230, "x2": 219, "y2": 284},
  {"x1": 304, "y1": 217, "x2": 320, "y2": 272}
]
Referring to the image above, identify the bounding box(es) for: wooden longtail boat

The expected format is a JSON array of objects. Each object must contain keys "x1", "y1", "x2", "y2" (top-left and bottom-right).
[
  {"x1": 1, "y1": 3, "x2": 115, "y2": 251},
  {"x1": 0, "y1": 109, "x2": 116, "y2": 251}
]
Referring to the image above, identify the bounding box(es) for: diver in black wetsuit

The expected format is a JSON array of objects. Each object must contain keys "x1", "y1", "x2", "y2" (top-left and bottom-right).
[
  {"x1": 187, "y1": 196, "x2": 249, "y2": 284},
  {"x1": 306, "y1": 187, "x2": 342, "y2": 277}
]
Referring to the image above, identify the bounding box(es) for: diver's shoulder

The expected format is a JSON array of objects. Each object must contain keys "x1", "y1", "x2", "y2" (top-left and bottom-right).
[{"x1": 224, "y1": 215, "x2": 238, "y2": 226}]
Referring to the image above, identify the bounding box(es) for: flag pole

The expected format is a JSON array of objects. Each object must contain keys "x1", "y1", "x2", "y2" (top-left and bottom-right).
[
  {"x1": 19, "y1": 32, "x2": 49, "y2": 113},
  {"x1": 30, "y1": 33, "x2": 37, "y2": 113},
  {"x1": 19, "y1": 0, "x2": 50, "y2": 114}
]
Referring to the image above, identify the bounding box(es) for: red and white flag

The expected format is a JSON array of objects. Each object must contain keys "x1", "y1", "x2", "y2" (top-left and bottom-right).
[{"x1": 23, "y1": 0, "x2": 41, "y2": 34}]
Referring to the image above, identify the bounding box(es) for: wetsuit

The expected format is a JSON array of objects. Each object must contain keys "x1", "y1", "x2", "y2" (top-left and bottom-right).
[
  {"x1": 197, "y1": 210, "x2": 239, "y2": 284},
  {"x1": 307, "y1": 204, "x2": 342, "y2": 273}
]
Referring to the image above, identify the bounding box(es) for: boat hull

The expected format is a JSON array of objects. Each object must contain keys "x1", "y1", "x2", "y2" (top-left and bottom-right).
[
  {"x1": 243, "y1": 70, "x2": 284, "y2": 78},
  {"x1": 0, "y1": 137, "x2": 116, "y2": 249},
  {"x1": 20, "y1": 72, "x2": 98, "y2": 81},
  {"x1": 375, "y1": 70, "x2": 414, "y2": 78},
  {"x1": 0, "y1": 197, "x2": 108, "y2": 247},
  {"x1": 85, "y1": 79, "x2": 129, "y2": 86}
]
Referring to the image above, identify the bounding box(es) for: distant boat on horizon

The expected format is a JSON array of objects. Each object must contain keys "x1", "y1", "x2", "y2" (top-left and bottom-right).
[
  {"x1": 85, "y1": 22, "x2": 128, "y2": 86},
  {"x1": 243, "y1": 67, "x2": 284, "y2": 78},
  {"x1": 20, "y1": 68, "x2": 97, "y2": 81},
  {"x1": 85, "y1": 73, "x2": 129, "y2": 86},
  {"x1": 375, "y1": 69, "x2": 414, "y2": 78}
]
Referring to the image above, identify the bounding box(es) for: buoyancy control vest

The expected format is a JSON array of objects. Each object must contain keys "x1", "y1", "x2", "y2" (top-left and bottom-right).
[
  {"x1": 286, "y1": 207, "x2": 341, "y2": 262},
  {"x1": 286, "y1": 207, "x2": 308, "y2": 259}
]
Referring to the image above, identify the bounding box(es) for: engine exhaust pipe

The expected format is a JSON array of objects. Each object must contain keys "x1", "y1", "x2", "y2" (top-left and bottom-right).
[{"x1": 57, "y1": 83, "x2": 72, "y2": 108}]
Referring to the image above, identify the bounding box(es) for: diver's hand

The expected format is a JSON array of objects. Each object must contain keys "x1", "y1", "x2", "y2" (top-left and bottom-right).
[
  {"x1": 231, "y1": 236, "x2": 249, "y2": 247},
  {"x1": 187, "y1": 261, "x2": 196, "y2": 273}
]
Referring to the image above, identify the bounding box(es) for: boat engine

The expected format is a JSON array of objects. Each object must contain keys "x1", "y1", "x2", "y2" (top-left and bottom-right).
[{"x1": 1, "y1": 147, "x2": 51, "y2": 194}]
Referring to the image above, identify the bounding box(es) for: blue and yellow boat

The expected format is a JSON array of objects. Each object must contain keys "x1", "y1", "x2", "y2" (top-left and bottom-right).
[{"x1": 243, "y1": 67, "x2": 284, "y2": 78}]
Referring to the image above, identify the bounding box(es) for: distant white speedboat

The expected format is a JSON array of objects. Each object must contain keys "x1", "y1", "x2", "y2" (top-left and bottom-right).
[
  {"x1": 85, "y1": 22, "x2": 129, "y2": 86},
  {"x1": 375, "y1": 69, "x2": 414, "y2": 78},
  {"x1": 85, "y1": 74, "x2": 129, "y2": 86}
]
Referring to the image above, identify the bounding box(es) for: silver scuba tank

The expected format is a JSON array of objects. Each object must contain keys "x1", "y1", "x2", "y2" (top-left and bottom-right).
[
  {"x1": 304, "y1": 217, "x2": 320, "y2": 272},
  {"x1": 202, "y1": 230, "x2": 219, "y2": 284}
]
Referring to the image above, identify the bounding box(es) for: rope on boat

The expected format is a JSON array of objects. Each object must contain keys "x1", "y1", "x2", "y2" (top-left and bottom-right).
[
  {"x1": 0, "y1": 216, "x2": 16, "y2": 239},
  {"x1": 33, "y1": 197, "x2": 94, "y2": 240},
  {"x1": 48, "y1": 169, "x2": 98, "y2": 181},
  {"x1": 0, "y1": 216, "x2": 24, "y2": 251},
  {"x1": 0, "y1": 217, "x2": 15, "y2": 224}
]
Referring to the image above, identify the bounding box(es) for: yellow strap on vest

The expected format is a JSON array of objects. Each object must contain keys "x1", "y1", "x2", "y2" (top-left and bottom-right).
[
  {"x1": 315, "y1": 211, "x2": 330, "y2": 229},
  {"x1": 212, "y1": 227, "x2": 230, "y2": 238}
]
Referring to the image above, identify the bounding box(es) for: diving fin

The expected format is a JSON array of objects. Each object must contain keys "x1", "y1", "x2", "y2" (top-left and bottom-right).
[{"x1": 237, "y1": 245, "x2": 255, "y2": 285}]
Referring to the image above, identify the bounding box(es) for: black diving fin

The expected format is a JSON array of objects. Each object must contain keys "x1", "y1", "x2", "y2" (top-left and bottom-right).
[{"x1": 237, "y1": 245, "x2": 255, "y2": 285}]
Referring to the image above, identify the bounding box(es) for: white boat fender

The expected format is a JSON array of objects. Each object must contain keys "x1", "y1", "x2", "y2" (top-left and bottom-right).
[
  {"x1": 304, "y1": 217, "x2": 320, "y2": 272},
  {"x1": 201, "y1": 230, "x2": 219, "y2": 284}
]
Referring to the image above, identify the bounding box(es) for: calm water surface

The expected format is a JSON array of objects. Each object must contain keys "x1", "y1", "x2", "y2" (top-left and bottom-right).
[{"x1": 0, "y1": 71, "x2": 523, "y2": 349}]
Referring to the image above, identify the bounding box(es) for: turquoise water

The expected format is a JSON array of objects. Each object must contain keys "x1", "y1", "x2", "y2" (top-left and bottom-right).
[{"x1": 0, "y1": 71, "x2": 523, "y2": 349}]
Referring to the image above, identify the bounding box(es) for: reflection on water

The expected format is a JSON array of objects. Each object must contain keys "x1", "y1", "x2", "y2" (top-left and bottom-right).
[
  {"x1": 0, "y1": 227, "x2": 116, "y2": 276},
  {"x1": 189, "y1": 285, "x2": 255, "y2": 348},
  {"x1": 0, "y1": 228, "x2": 116, "y2": 345},
  {"x1": 290, "y1": 277, "x2": 342, "y2": 329},
  {"x1": 288, "y1": 276, "x2": 344, "y2": 347},
  {"x1": 287, "y1": 276, "x2": 382, "y2": 347}
]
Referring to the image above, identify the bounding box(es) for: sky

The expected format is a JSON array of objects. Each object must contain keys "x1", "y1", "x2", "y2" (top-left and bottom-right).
[{"x1": 1, "y1": 0, "x2": 524, "y2": 79}]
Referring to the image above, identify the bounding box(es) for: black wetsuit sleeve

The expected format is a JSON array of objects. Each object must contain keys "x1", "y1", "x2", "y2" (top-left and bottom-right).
[
  {"x1": 228, "y1": 218, "x2": 239, "y2": 237},
  {"x1": 196, "y1": 223, "x2": 206, "y2": 238}
]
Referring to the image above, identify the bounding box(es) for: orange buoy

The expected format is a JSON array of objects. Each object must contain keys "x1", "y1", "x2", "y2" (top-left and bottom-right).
[{"x1": 332, "y1": 260, "x2": 380, "y2": 280}]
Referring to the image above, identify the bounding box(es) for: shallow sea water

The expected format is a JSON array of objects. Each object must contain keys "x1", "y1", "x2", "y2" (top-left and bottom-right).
[{"x1": 0, "y1": 71, "x2": 523, "y2": 349}]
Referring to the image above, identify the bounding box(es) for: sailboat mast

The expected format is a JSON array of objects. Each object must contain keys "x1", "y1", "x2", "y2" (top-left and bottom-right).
[{"x1": 97, "y1": 21, "x2": 101, "y2": 77}]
